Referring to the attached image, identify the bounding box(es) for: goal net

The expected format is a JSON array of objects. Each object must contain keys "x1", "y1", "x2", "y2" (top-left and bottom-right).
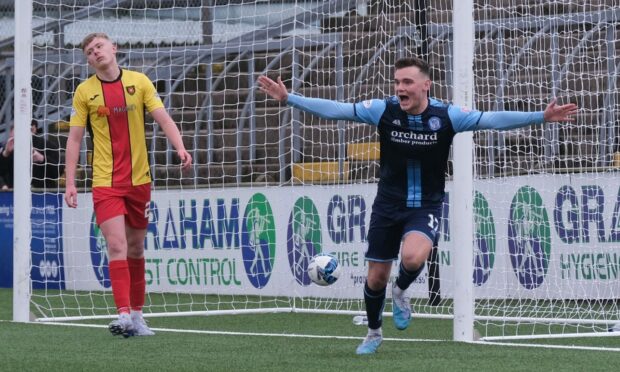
[
  {"x1": 467, "y1": 0, "x2": 620, "y2": 340},
  {"x1": 8, "y1": 0, "x2": 620, "y2": 342}
]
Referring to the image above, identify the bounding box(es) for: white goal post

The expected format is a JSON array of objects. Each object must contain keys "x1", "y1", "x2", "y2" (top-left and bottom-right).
[
  {"x1": 7, "y1": 0, "x2": 620, "y2": 343},
  {"x1": 451, "y1": 0, "x2": 475, "y2": 342},
  {"x1": 12, "y1": 0, "x2": 34, "y2": 324}
]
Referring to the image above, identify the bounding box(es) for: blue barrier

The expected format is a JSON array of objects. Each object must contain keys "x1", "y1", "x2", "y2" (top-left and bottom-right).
[{"x1": 0, "y1": 192, "x2": 65, "y2": 289}]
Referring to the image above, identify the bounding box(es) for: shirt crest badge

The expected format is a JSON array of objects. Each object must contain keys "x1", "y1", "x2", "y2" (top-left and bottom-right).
[
  {"x1": 126, "y1": 85, "x2": 136, "y2": 95},
  {"x1": 428, "y1": 116, "x2": 442, "y2": 131}
]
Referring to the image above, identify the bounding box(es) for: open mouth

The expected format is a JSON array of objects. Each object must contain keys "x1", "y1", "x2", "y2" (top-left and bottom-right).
[{"x1": 398, "y1": 95, "x2": 410, "y2": 105}]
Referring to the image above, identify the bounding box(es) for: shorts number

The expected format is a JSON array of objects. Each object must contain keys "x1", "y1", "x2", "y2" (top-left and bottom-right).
[
  {"x1": 144, "y1": 201, "x2": 150, "y2": 219},
  {"x1": 427, "y1": 214, "x2": 439, "y2": 232}
]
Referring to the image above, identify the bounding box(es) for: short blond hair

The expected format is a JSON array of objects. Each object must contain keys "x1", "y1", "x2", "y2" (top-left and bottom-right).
[{"x1": 80, "y1": 32, "x2": 112, "y2": 51}]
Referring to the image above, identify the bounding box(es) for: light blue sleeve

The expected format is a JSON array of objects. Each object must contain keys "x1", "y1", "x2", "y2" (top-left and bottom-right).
[
  {"x1": 286, "y1": 95, "x2": 385, "y2": 126},
  {"x1": 449, "y1": 105, "x2": 545, "y2": 132}
]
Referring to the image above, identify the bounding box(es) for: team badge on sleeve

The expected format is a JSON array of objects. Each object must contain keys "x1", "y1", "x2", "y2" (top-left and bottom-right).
[{"x1": 362, "y1": 100, "x2": 373, "y2": 108}]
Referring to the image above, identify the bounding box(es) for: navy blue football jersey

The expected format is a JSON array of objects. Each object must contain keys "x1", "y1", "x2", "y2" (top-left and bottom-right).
[
  {"x1": 286, "y1": 94, "x2": 544, "y2": 208},
  {"x1": 354, "y1": 97, "x2": 480, "y2": 207}
]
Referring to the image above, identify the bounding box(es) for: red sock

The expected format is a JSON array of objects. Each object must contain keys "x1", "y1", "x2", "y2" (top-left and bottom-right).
[
  {"x1": 108, "y1": 260, "x2": 130, "y2": 314},
  {"x1": 127, "y1": 257, "x2": 146, "y2": 311}
]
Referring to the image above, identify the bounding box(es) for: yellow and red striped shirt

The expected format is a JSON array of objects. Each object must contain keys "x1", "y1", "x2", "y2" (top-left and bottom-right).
[{"x1": 70, "y1": 69, "x2": 164, "y2": 187}]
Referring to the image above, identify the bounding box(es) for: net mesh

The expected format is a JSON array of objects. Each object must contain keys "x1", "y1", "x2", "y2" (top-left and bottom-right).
[
  {"x1": 468, "y1": 0, "x2": 620, "y2": 338},
  {"x1": 3, "y1": 0, "x2": 618, "y2": 339}
]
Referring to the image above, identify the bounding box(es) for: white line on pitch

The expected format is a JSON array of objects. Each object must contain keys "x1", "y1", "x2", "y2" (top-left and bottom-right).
[
  {"x1": 474, "y1": 340, "x2": 620, "y2": 353},
  {"x1": 24, "y1": 321, "x2": 620, "y2": 352},
  {"x1": 35, "y1": 321, "x2": 445, "y2": 342}
]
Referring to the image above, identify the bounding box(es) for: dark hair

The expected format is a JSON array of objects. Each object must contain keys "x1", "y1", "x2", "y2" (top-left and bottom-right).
[
  {"x1": 30, "y1": 119, "x2": 41, "y2": 134},
  {"x1": 395, "y1": 57, "x2": 430, "y2": 76}
]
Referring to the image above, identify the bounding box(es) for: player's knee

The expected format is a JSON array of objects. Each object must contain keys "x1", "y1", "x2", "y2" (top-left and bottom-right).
[
  {"x1": 366, "y1": 271, "x2": 390, "y2": 290},
  {"x1": 125, "y1": 230, "x2": 146, "y2": 256},
  {"x1": 401, "y1": 244, "x2": 432, "y2": 269},
  {"x1": 127, "y1": 248, "x2": 144, "y2": 259},
  {"x1": 127, "y1": 240, "x2": 145, "y2": 255},
  {"x1": 105, "y1": 237, "x2": 127, "y2": 257},
  {"x1": 401, "y1": 255, "x2": 425, "y2": 271},
  {"x1": 366, "y1": 278, "x2": 388, "y2": 291},
  {"x1": 107, "y1": 245, "x2": 126, "y2": 258}
]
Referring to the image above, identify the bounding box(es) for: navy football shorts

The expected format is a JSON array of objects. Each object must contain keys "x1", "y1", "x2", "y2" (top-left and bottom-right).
[{"x1": 365, "y1": 203, "x2": 441, "y2": 262}]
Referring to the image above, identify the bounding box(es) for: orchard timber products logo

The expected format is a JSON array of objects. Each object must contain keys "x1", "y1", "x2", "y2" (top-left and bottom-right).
[
  {"x1": 473, "y1": 191, "x2": 496, "y2": 286},
  {"x1": 508, "y1": 186, "x2": 551, "y2": 289},
  {"x1": 241, "y1": 193, "x2": 276, "y2": 289},
  {"x1": 287, "y1": 197, "x2": 322, "y2": 286},
  {"x1": 89, "y1": 213, "x2": 111, "y2": 288}
]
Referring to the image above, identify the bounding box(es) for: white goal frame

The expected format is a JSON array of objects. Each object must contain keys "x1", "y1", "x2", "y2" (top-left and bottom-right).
[
  {"x1": 10, "y1": 0, "x2": 477, "y2": 336},
  {"x1": 13, "y1": 0, "x2": 34, "y2": 324},
  {"x1": 11, "y1": 0, "x2": 620, "y2": 344}
]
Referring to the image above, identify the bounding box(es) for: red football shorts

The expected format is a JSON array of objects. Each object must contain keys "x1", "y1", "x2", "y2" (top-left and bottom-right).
[{"x1": 92, "y1": 183, "x2": 151, "y2": 229}]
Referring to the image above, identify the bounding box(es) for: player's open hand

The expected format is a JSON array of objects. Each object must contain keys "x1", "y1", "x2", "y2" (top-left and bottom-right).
[
  {"x1": 64, "y1": 185, "x2": 78, "y2": 208},
  {"x1": 178, "y1": 149, "x2": 192, "y2": 170},
  {"x1": 257, "y1": 76, "x2": 288, "y2": 103},
  {"x1": 543, "y1": 99, "x2": 578, "y2": 122}
]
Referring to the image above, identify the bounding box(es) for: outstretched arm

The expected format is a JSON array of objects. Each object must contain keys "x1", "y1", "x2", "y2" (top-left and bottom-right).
[
  {"x1": 454, "y1": 99, "x2": 578, "y2": 132},
  {"x1": 257, "y1": 75, "x2": 381, "y2": 124}
]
